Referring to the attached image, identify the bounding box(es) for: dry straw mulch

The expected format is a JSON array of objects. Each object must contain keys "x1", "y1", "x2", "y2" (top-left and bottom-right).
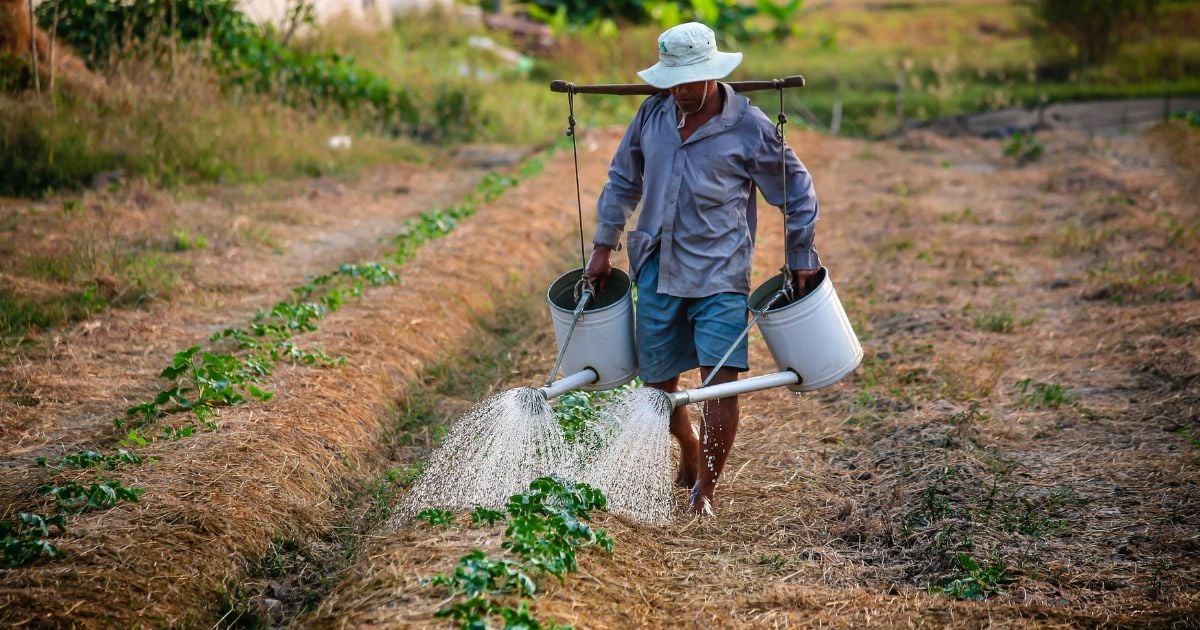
[
  {"x1": 0, "y1": 133, "x2": 620, "y2": 627},
  {"x1": 309, "y1": 127, "x2": 1199, "y2": 628}
]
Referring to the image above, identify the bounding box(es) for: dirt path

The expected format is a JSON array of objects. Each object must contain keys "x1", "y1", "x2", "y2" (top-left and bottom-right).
[
  {"x1": 0, "y1": 157, "x2": 504, "y2": 456},
  {"x1": 307, "y1": 128, "x2": 1199, "y2": 627}
]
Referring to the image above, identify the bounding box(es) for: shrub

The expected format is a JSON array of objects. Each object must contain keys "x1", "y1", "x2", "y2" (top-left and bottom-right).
[
  {"x1": 36, "y1": 0, "x2": 421, "y2": 131},
  {"x1": 519, "y1": 0, "x2": 764, "y2": 42},
  {"x1": 1028, "y1": 0, "x2": 1161, "y2": 67}
]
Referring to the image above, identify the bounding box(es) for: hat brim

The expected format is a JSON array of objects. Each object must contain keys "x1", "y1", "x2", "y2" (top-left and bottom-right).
[{"x1": 637, "y1": 51, "x2": 743, "y2": 89}]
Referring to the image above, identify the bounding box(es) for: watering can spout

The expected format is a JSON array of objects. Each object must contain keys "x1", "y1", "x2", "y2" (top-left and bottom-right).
[
  {"x1": 666, "y1": 370, "x2": 801, "y2": 408},
  {"x1": 538, "y1": 368, "x2": 599, "y2": 401}
]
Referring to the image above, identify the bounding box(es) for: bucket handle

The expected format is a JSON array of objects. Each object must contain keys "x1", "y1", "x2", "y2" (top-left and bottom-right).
[{"x1": 544, "y1": 286, "x2": 594, "y2": 387}]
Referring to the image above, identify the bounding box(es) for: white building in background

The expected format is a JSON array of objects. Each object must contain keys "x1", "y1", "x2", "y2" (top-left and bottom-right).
[
  {"x1": 237, "y1": 0, "x2": 392, "y2": 30},
  {"x1": 235, "y1": 0, "x2": 471, "y2": 29}
]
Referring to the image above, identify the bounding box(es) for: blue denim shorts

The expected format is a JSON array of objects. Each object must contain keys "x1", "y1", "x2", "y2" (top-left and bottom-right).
[{"x1": 635, "y1": 252, "x2": 749, "y2": 384}]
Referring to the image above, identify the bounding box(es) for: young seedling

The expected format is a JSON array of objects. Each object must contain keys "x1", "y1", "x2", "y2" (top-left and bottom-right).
[
  {"x1": 416, "y1": 508, "x2": 455, "y2": 528},
  {"x1": 1, "y1": 512, "x2": 67, "y2": 568}
]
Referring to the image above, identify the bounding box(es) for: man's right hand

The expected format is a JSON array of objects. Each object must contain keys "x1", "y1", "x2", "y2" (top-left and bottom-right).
[{"x1": 585, "y1": 246, "x2": 613, "y2": 292}]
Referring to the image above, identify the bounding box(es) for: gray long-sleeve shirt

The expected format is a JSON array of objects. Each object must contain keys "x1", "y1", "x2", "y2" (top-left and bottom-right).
[{"x1": 592, "y1": 82, "x2": 820, "y2": 298}]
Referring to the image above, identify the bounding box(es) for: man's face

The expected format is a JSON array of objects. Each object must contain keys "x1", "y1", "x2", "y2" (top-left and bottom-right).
[{"x1": 669, "y1": 80, "x2": 712, "y2": 111}]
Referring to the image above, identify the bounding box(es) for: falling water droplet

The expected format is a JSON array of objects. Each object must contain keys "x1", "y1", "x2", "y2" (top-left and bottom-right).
[
  {"x1": 576, "y1": 388, "x2": 675, "y2": 525},
  {"x1": 394, "y1": 386, "x2": 678, "y2": 528},
  {"x1": 394, "y1": 387, "x2": 568, "y2": 527}
]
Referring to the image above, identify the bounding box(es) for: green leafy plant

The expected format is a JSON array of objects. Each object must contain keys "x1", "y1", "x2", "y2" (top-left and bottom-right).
[
  {"x1": 936, "y1": 554, "x2": 1009, "y2": 600},
  {"x1": 471, "y1": 505, "x2": 507, "y2": 527},
  {"x1": 417, "y1": 508, "x2": 455, "y2": 527},
  {"x1": 426, "y1": 477, "x2": 613, "y2": 629},
  {"x1": 1014, "y1": 379, "x2": 1072, "y2": 408},
  {"x1": 38, "y1": 479, "x2": 145, "y2": 514},
  {"x1": 755, "y1": 0, "x2": 805, "y2": 42},
  {"x1": 553, "y1": 379, "x2": 639, "y2": 443},
  {"x1": 972, "y1": 304, "x2": 1017, "y2": 333},
  {"x1": 36, "y1": 449, "x2": 142, "y2": 470},
  {"x1": 171, "y1": 229, "x2": 208, "y2": 251},
  {"x1": 1, "y1": 513, "x2": 68, "y2": 568},
  {"x1": 1002, "y1": 132, "x2": 1045, "y2": 164}
]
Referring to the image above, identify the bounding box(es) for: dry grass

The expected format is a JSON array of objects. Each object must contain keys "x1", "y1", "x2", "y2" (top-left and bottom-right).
[
  {"x1": 0, "y1": 160, "x2": 481, "y2": 444},
  {"x1": 2, "y1": 120, "x2": 1197, "y2": 626},
  {"x1": 0, "y1": 133, "x2": 610, "y2": 625},
  {"x1": 307, "y1": 128, "x2": 1199, "y2": 627}
]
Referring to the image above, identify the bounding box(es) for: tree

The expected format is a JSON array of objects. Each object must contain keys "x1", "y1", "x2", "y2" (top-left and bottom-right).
[{"x1": 1029, "y1": 0, "x2": 1160, "y2": 67}]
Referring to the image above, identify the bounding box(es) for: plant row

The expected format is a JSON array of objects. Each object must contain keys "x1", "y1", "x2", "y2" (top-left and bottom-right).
[
  {"x1": 4, "y1": 167, "x2": 527, "y2": 569},
  {"x1": 417, "y1": 477, "x2": 612, "y2": 630}
]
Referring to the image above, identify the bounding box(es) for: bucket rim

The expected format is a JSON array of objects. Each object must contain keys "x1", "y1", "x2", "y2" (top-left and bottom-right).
[
  {"x1": 748, "y1": 267, "x2": 830, "y2": 316},
  {"x1": 547, "y1": 267, "x2": 632, "y2": 315}
]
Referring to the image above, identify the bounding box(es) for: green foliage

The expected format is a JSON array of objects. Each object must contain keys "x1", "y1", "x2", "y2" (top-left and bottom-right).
[
  {"x1": 426, "y1": 477, "x2": 612, "y2": 629},
  {"x1": 477, "y1": 172, "x2": 520, "y2": 203},
  {"x1": 755, "y1": 0, "x2": 805, "y2": 42},
  {"x1": 1028, "y1": 0, "x2": 1162, "y2": 67},
  {"x1": 430, "y1": 549, "x2": 538, "y2": 597},
  {"x1": 685, "y1": 0, "x2": 759, "y2": 43},
  {"x1": 417, "y1": 508, "x2": 456, "y2": 527},
  {"x1": 936, "y1": 554, "x2": 1009, "y2": 600},
  {"x1": 0, "y1": 106, "x2": 120, "y2": 197},
  {"x1": 1171, "y1": 111, "x2": 1200, "y2": 128},
  {"x1": 971, "y1": 304, "x2": 1018, "y2": 334},
  {"x1": 36, "y1": 449, "x2": 142, "y2": 470},
  {"x1": 521, "y1": 0, "x2": 651, "y2": 25},
  {"x1": 37, "y1": 0, "x2": 247, "y2": 68},
  {"x1": 171, "y1": 229, "x2": 208, "y2": 251},
  {"x1": 36, "y1": 0, "x2": 425, "y2": 134},
  {"x1": 1002, "y1": 132, "x2": 1045, "y2": 164},
  {"x1": 0, "y1": 285, "x2": 108, "y2": 336},
  {"x1": 471, "y1": 505, "x2": 507, "y2": 527},
  {"x1": 519, "y1": 0, "x2": 787, "y2": 43},
  {"x1": 389, "y1": 170, "x2": 519, "y2": 265},
  {"x1": 1, "y1": 513, "x2": 68, "y2": 568},
  {"x1": 1014, "y1": 379, "x2": 1071, "y2": 408},
  {"x1": 552, "y1": 380, "x2": 639, "y2": 443},
  {"x1": 38, "y1": 479, "x2": 145, "y2": 514}
]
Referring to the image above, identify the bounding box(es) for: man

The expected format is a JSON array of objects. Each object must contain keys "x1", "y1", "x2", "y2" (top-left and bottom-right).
[{"x1": 584, "y1": 22, "x2": 821, "y2": 516}]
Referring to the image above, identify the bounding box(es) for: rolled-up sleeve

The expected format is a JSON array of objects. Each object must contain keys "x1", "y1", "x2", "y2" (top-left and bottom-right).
[
  {"x1": 593, "y1": 101, "x2": 650, "y2": 250},
  {"x1": 749, "y1": 120, "x2": 820, "y2": 270}
]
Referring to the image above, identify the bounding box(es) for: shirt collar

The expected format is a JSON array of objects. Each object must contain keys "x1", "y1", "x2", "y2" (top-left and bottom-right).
[{"x1": 675, "y1": 82, "x2": 743, "y2": 145}]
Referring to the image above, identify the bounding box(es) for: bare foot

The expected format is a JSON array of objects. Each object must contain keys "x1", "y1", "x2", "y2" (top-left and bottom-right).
[
  {"x1": 687, "y1": 482, "x2": 715, "y2": 516},
  {"x1": 675, "y1": 464, "x2": 697, "y2": 489}
]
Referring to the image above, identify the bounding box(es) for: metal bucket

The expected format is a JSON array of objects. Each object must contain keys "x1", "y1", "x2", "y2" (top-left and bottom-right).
[
  {"x1": 547, "y1": 268, "x2": 638, "y2": 391},
  {"x1": 748, "y1": 267, "x2": 862, "y2": 392}
]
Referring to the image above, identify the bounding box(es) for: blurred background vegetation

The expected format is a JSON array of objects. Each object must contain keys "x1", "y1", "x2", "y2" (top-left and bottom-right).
[{"x1": 0, "y1": 0, "x2": 1197, "y2": 198}]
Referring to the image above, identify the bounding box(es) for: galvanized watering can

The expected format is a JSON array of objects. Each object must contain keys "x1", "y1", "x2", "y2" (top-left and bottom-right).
[
  {"x1": 540, "y1": 268, "x2": 637, "y2": 399},
  {"x1": 748, "y1": 267, "x2": 863, "y2": 392},
  {"x1": 538, "y1": 266, "x2": 861, "y2": 406}
]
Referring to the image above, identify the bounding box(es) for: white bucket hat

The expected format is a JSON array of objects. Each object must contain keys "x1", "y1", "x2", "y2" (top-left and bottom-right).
[{"x1": 637, "y1": 22, "x2": 743, "y2": 89}]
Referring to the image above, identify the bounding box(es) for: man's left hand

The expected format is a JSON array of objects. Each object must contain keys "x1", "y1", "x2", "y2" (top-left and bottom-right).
[{"x1": 791, "y1": 268, "x2": 820, "y2": 297}]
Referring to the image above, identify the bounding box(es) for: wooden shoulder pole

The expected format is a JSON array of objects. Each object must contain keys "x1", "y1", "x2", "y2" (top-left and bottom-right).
[{"x1": 549, "y1": 75, "x2": 805, "y2": 95}]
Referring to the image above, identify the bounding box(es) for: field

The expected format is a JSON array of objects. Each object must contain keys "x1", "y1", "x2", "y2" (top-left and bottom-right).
[{"x1": 2, "y1": 1, "x2": 1199, "y2": 628}]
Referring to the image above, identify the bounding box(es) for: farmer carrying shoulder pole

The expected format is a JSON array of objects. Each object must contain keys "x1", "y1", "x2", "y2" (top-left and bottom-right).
[{"x1": 585, "y1": 22, "x2": 821, "y2": 516}]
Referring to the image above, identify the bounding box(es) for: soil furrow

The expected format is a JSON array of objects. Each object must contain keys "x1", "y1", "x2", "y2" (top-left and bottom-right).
[{"x1": 0, "y1": 134, "x2": 616, "y2": 627}]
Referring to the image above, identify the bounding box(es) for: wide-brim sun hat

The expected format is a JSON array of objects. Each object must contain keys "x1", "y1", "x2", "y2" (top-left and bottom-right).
[{"x1": 637, "y1": 22, "x2": 742, "y2": 89}]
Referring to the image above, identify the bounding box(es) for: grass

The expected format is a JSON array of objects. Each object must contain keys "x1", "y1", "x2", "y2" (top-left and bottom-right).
[
  {"x1": 0, "y1": 220, "x2": 187, "y2": 336},
  {"x1": 0, "y1": 56, "x2": 420, "y2": 197},
  {"x1": 5, "y1": 1, "x2": 1198, "y2": 199},
  {"x1": 1014, "y1": 378, "x2": 1071, "y2": 409}
]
